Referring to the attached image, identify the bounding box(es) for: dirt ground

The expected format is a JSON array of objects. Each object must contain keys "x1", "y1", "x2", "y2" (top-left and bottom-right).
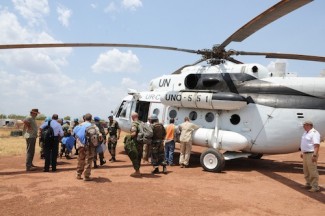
[{"x1": 0, "y1": 138, "x2": 324, "y2": 216}]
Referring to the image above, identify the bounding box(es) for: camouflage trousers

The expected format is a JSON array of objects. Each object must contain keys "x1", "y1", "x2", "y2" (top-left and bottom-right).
[
  {"x1": 108, "y1": 135, "x2": 117, "y2": 157},
  {"x1": 124, "y1": 135, "x2": 143, "y2": 171},
  {"x1": 151, "y1": 140, "x2": 166, "y2": 167},
  {"x1": 76, "y1": 145, "x2": 95, "y2": 178}
]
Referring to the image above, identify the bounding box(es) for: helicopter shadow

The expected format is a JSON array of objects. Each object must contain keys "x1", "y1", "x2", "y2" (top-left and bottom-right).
[{"x1": 189, "y1": 151, "x2": 325, "y2": 203}]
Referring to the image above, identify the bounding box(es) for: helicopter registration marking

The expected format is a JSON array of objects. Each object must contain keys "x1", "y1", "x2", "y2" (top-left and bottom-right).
[{"x1": 140, "y1": 92, "x2": 162, "y2": 102}]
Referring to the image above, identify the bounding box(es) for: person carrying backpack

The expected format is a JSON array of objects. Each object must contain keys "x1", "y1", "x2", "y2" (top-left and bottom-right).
[
  {"x1": 39, "y1": 114, "x2": 64, "y2": 172},
  {"x1": 93, "y1": 116, "x2": 106, "y2": 168},
  {"x1": 124, "y1": 112, "x2": 143, "y2": 177},
  {"x1": 74, "y1": 113, "x2": 102, "y2": 181},
  {"x1": 149, "y1": 114, "x2": 167, "y2": 174}
]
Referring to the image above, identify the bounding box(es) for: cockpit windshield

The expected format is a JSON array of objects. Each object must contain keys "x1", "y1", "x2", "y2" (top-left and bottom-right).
[{"x1": 116, "y1": 100, "x2": 133, "y2": 118}]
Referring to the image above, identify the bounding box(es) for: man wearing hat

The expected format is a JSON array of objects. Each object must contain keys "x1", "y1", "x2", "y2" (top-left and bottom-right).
[
  {"x1": 23, "y1": 108, "x2": 40, "y2": 171},
  {"x1": 300, "y1": 120, "x2": 321, "y2": 192},
  {"x1": 107, "y1": 115, "x2": 121, "y2": 162}
]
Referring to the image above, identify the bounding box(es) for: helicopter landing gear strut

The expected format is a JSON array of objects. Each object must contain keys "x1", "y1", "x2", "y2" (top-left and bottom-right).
[{"x1": 200, "y1": 148, "x2": 225, "y2": 173}]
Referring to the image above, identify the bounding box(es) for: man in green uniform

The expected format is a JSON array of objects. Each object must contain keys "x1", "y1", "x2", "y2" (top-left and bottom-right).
[
  {"x1": 23, "y1": 108, "x2": 40, "y2": 171},
  {"x1": 124, "y1": 112, "x2": 142, "y2": 177},
  {"x1": 149, "y1": 114, "x2": 167, "y2": 174},
  {"x1": 107, "y1": 115, "x2": 121, "y2": 162}
]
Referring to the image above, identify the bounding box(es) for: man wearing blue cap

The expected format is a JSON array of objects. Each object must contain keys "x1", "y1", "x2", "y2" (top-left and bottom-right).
[
  {"x1": 149, "y1": 114, "x2": 167, "y2": 174},
  {"x1": 93, "y1": 116, "x2": 106, "y2": 168}
]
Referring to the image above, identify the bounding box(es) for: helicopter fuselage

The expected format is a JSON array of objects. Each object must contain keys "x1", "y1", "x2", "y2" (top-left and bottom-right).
[{"x1": 114, "y1": 63, "x2": 325, "y2": 157}]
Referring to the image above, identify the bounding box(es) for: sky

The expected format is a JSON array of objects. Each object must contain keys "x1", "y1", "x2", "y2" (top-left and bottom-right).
[{"x1": 0, "y1": 0, "x2": 324, "y2": 119}]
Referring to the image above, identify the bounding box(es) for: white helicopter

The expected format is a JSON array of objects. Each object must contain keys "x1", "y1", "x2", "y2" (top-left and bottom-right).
[{"x1": 1, "y1": 0, "x2": 325, "y2": 172}]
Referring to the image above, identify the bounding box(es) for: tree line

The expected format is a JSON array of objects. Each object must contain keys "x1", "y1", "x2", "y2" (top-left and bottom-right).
[{"x1": 0, "y1": 114, "x2": 71, "y2": 121}]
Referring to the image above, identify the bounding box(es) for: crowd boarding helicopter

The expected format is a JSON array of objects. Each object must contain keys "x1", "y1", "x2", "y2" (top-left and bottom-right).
[{"x1": 1, "y1": 0, "x2": 325, "y2": 172}]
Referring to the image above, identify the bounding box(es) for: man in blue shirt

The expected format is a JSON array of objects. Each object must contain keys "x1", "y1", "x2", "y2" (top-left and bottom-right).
[
  {"x1": 40, "y1": 114, "x2": 64, "y2": 172},
  {"x1": 74, "y1": 113, "x2": 102, "y2": 181}
]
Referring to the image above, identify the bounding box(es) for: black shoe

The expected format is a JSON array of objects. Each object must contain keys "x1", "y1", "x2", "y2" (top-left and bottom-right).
[
  {"x1": 43, "y1": 169, "x2": 49, "y2": 172},
  {"x1": 94, "y1": 161, "x2": 98, "y2": 169},
  {"x1": 109, "y1": 158, "x2": 113, "y2": 162},
  {"x1": 52, "y1": 168, "x2": 56, "y2": 172},
  {"x1": 100, "y1": 159, "x2": 106, "y2": 166},
  {"x1": 151, "y1": 168, "x2": 159, "y2": 174}
]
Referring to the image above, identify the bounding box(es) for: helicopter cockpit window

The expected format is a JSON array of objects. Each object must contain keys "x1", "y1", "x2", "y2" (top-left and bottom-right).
[
  {"x1": 205, "y1": 112, "x2": 214, "y2": 122},
  {"x1": 189, "y1": 111, "x2": 197, "y2": 121},
  {"x1": 169, "y1": 109, "x2": 177, "y2": 119},
  {"x1": 230, "y1": 114, "x2": 240, "y2": 125},
  {"x1": 116, "y1": 101, "x2": 131, "y2": 118}
]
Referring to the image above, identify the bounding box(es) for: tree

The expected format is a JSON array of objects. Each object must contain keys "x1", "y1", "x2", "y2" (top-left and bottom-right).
[
  {"x1": 0, "y1": 114, "x2": 7, "y2": 119},
  {"x1": 64, "y1": 116, "x2": 71, "y2": 120}
]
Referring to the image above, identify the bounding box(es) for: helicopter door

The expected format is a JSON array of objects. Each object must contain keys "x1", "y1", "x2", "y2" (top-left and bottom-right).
[{"x1": 135, "y1": 101, "x2": 150, "y2": 123}]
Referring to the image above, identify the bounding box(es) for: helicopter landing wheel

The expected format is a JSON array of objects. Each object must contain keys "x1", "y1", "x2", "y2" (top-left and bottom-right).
[{"x1": 200, "y1": 148, "x2": 225, "y2": 173}]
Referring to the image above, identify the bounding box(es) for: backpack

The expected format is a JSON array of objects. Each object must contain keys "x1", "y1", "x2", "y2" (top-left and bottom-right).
[
  {"x1": 152, "y1": 123, "x2": 166, "y2": 140},
  {"x1": 41, "y1": 120, "x2": 54, "y2": 143},
  {"x1": 85, "y1": 124, "x2": 99, "y2": 146},
  {"x1": 136, "y1": 121, "x2": 153, "y2": 144}
]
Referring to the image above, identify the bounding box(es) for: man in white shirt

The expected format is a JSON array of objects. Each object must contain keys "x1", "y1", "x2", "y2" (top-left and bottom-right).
[{"x1": 300, "y1": 120, "x2": 321, "y2": 192}]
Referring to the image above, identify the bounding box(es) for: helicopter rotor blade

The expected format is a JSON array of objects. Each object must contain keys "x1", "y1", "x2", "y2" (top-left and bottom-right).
[
  {"x1": 218, "y1": 0, "x2": 313, "y2": 51},
  {"x1": 0, "y1": 43, "x2": 198, "y2": 54},
  {"x1": 235, "y1": 51, "x2": 325, "y2": 62},
  {"x1": 172, "y1": 58, "x2": 206, "y2": 74}
]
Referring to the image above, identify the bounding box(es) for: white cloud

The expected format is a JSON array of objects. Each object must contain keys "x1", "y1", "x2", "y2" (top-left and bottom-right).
[
  {"x1": 122, "y1": 0, "x2": 142, "y2": 11},
  {"x1": 12, "y1": 0, "x2": 49, "y2": 26},
  {"x1": 91, "y1": 49, "x2": 141, "y2": 73},
  {"x1": 57, "y1": 5, "x2": 72, "y2": 27},
  {"x1": 0, "y1": 10, "x2": 72, "y2": 74},
  {"x1": 90, "y1": 3, "x2": 97, "y2": 9},
  {"x1": 104, "y1": 2, "x2": 118, "y2": 13}
]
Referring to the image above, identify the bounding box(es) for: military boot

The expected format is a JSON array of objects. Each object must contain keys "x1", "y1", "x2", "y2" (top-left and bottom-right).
[
  {"x1": 100, "y1": 159, "x2": 106, "y2": 166},
  {"x1": 93, "y1": 161, "x2": 98, "y2": 169},
  {"x1": 151, "y1": 167, "x2": 159, "y2": 174}
]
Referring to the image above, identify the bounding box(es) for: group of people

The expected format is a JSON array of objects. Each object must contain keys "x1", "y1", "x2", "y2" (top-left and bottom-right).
[
  {"x1": 23, "y1": 109, "x2": 121, "y2": 181},
  {"x1": 22, "y1": 109, "x2": 321, "y2": 192},
  {"x1": 124, "y1": 112, "x2": 200, "y2": 177}
]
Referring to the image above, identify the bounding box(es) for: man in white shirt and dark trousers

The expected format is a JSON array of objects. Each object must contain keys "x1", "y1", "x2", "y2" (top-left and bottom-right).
[{"x1": 300, "y1": 120, "x2": 321, "y2": 192}]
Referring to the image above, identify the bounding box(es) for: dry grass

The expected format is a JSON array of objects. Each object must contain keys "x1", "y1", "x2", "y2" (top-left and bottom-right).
[
  {"x1": 0, "y1": 127, "x2": 128, "y2": 157},
  {"x1": 0, "y1": 127, "x2": 40, "y2": 157}
]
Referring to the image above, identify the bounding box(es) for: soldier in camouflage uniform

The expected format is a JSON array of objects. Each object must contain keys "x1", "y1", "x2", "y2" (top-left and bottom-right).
[
  {"x1": 149, "y1": 114, "x2": 167, "y2": 174},
  {"x1": 93, "y1": 116, "x2": 106, "y2": 168},
  {"x1": 124, "y1": 112, "x2": 142, "y2": 177},
  {"x1": 107, "y1": 115, "x2": 121, "y2": 162}
]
